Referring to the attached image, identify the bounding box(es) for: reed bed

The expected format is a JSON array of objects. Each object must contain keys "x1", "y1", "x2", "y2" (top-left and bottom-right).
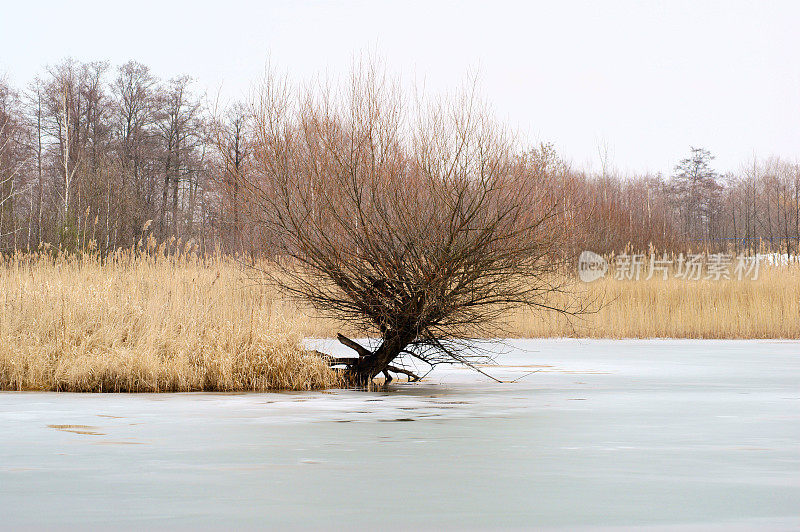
[
  {"x1": 1, "y1": 249, "x2": 797, "y2": 392},
  {"x1": 511, "y1": 262, "x2": 800, "y2": 339},
  {"x1": 0, "y1": 247, "x2": 339, "y2": 392}
]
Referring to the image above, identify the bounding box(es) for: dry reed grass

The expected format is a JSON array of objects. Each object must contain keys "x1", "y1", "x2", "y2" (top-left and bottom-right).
[
  {"x1": 0, "y1": 246, "x2": 339, "y2": 392},
  {"x1": 511, "y1": 262, "x2": 800, "y2": 339},
  {"x1": 1, "y1": 249, "x2": 797, "y2": 393}
]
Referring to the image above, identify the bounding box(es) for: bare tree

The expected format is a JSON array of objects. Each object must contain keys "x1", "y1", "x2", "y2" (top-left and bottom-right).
[
  {"x1": 0, "y1": 79, "x2": 27, "y2": 249},
  {"x1": 210, "y1": 102, "x2": 252, "y2": 252},
  {"x1": 247, "y1": 67, "x2": 580, "y2": 384},
  {"x1": 669, "y1": 147, "x2": 721, "y2": 245},
  {"x1": 25, "y1": 78, "x2": 47, "y2": 246},
  {"x1": 110, "y1": 60, "x2": 158, "y2": 247},
  {"x1": 156, "y1": 76, "x2": 203, "y2": 239},
  {"x1": 42, "y1": 59, "x2": 90, "y2": 246}
]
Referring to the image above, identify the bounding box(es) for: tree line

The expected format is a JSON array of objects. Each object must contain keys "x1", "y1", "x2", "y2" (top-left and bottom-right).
[
  {"x1": 1, "y1": 58, "x2": 798, "y2": 258},
  {"x1": 0, "y1": 59, "x2": 210, "y2": 253},
  {"x1": 575, "y1": 147, "x2": 800, "y2": 256}
]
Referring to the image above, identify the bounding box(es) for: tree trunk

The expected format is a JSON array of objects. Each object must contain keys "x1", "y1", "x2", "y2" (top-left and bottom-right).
[
  {"x1": 337, "y1": 330, "x2": 416, "y2": 385},
  {"x1": 160, "y1": 151, "x2": 171, "y2": 236}
]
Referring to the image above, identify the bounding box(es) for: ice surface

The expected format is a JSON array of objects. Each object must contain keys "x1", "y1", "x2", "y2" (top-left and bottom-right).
[{"x1": 1, "y1": 339, "x2": 798, "y2": 529}]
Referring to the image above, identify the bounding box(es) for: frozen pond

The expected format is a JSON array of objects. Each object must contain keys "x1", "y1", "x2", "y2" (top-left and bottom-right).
[{"x1": 1, "y1": 339, "x2": 799, "y2": 530}]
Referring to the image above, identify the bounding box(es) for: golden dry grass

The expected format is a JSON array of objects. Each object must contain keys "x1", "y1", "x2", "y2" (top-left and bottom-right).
[
  {"x1": 0, "y1": 247, "x2": 339, "y2": 392},
  {"x1": 1, "y1": 249, "x2": 797, "y2": 392},
  {"x1": 511, "y1": 262, "x2": 800, "y2": 339}
]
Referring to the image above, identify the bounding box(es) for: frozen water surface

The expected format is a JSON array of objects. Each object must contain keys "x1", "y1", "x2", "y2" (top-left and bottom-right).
[{"x1": 1, "y1": 339, "x2": 799, "y2": 530}]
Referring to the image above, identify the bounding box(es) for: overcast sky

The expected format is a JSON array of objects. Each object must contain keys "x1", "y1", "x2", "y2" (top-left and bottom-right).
[{"x1": 1, "y1": 0, "x2": 797, "y2": 176}]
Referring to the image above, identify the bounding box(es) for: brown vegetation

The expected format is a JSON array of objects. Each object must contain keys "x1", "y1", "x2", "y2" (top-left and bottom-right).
[
  {"x1": 511, "y1": 260, "x2": 800, "y2": 339},
  {"x1": 0, "y1": 247, "x2": 338, "y2": 392},
  {"x1": 1, "y1": 59, "x2": 797, "y2": 390},
  {"x1": 0, "y1": 60, "x2": 798, "y2": 259},
  {"x1": 244, "y1": 67, "x2": 582, "y2": 383},
  {"x1": 1, "y1": 250, "x2": 795, "y2": 392}
]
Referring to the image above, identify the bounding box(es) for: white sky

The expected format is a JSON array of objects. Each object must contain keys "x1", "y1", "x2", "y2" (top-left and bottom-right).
[{"x1": 1, "y1": 0, "x2": 798, "y2": 176}]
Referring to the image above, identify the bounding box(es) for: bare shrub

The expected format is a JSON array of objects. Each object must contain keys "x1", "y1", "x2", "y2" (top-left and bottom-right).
[{"x1": 246, "y1": 65, "x2": 582, "y2": 384}]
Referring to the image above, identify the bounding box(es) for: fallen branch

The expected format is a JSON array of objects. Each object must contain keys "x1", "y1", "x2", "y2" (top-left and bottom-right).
[
  {"x1": 385, "y1": 365, "x2": 421, "y2": 382},
  {"x1": 336, "y1": 334, "x2": 372, "y2": 358}
]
